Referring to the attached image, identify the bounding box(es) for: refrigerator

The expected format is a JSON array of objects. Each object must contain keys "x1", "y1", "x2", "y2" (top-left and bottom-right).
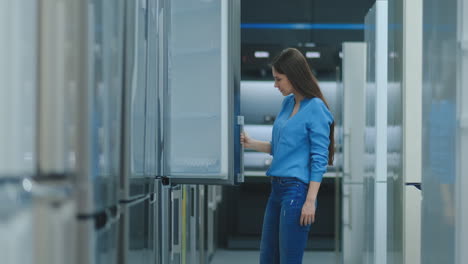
[
  {"x1": 341, "y1": 42, "x2": 367, "y2": 264},
  {"x1": 0, "y1": 1, "x2": 38, "y2": 264},
  {"x1": 118, "y1": 0, "x2": 157, "y2": 263},
  {"x1": 157, "y1": 0, "x2": 243, "y2": 263},
  {"x1": 31, "y1": 0, "x2": 128, "y2": 263},
  {"x1": 71, "y1": 0, "x2": 125, "y2": 263},
  {"x1": 363, "y1": 2, "x2": 389, "y2": 263},
  {"x1": 161, "y1": 0, "x2": 243, "y2": 185},
  {"x1": 1, "y1": 1, "x2": 78, "y2": 264}
]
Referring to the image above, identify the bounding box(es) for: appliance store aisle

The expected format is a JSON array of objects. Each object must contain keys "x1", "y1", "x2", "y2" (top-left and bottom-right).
[{"x1": 210, "y1": 250, "x2": 337, "y2": 264}]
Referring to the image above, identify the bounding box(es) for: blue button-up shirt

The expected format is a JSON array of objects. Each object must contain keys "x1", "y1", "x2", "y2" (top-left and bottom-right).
[{"x1": 266, "y1": 94, "x2": 333, "y2": 183}]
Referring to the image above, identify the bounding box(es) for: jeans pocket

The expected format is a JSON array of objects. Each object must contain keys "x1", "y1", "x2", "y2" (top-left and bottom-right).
[
  {"x1": 279, "y1": 177, "x2": 301, "y2": 188},
  {"x1": 281, "y1": 182, "x2": 300, "y2": 188},
  {"x1": 283, "y1": 200, "x2": 312, "y2": 232}
]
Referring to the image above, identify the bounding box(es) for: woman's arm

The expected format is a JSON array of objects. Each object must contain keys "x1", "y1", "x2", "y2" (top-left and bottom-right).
[
  {"x1": 306, "y1": 181, "x2": 321, "y2": 203},
  {"x1": 240, "y1": 132, "x2": 271, "y2": 154},
  {"x1": 300, "y1": 181, "x2": 321, "y2": 226},
  {"x1": 300, "y1": 100, "x2": 332, "y2": 226}
]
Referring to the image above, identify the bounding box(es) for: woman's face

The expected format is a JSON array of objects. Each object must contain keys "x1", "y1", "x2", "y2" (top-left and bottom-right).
[{"x1": 272, "y1": 67, "x2": 295, "y2": 96}]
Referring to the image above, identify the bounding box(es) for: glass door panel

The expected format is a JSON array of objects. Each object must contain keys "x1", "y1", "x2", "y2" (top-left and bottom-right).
[
  {"x1": 131, "y1": 0, "x2": 149, "y2": 177},
  {"x1": 145, "y1": 0, "x2": 160, "y2": 177},
  {"x1": 364, "y1": 2, "x2": 388, "y2": 263},
  {"x1": 123, "y1": 0, "x2": 149, "y2": 182},
  {"x1": 89, "y1": 0, "x2": 125, "y2": 209},
  {"x1": 421, "y1": 0, "x2": 460, "y2": 262},
  {"x1": 120, "y1": 0, "x2": 152, "y2": 200},
  {"x1": 164, "y1": 0, "x2": 241, "y2": 184},
  {"x1": 456, "y1": 0, "x2": 468, "y2": 260}
]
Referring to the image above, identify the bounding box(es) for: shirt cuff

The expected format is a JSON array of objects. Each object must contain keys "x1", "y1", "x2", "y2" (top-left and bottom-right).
[{"x1": 309, "y1": 172, "x2": 324, "y2": 182}]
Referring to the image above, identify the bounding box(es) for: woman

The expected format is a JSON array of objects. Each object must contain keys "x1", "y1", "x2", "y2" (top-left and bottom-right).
[{"x1": 241, "y1": 48, "x2": 335, "y2": 264}]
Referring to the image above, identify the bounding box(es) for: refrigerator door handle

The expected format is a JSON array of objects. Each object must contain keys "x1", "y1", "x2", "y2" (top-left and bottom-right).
[
  {"x1": 237, "y1": 115, "x2": 245, "y2": 183},
  {"x1": 342, "y1": 129, "x2": 351, "y2": 180},
  {"x1": 346, "y1": 189, "x2": 353, "y2": 229},
  {"x1": 170, "y1": 189, "x2": 181, "y2": 261}
]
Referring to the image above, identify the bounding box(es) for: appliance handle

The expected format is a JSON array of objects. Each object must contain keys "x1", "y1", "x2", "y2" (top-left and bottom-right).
[
  {"x1": 170, "y1": 189, "x2": 181, "y2": 261},
  {"x1": 237, "y1": 116, "x2": 245, "y2": 183}
]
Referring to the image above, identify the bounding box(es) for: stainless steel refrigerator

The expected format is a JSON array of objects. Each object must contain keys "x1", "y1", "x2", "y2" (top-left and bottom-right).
[
  {"x1": 156, "y1": 0, "x2": 243, "y2": 263},
  {"x1": 72, "y1": 0, "x2": 125, "y2": 263},
  {"x1": 1, "y1": 1, "x2": 80, "y2": 264},
  {"x1": 0, "y1": 3, "x2": 37, "y2": 262}
]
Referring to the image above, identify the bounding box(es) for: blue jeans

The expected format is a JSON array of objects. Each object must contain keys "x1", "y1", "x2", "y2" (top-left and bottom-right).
[{"x1": 260, "y1": 176, "x2": 312, "y2": 264}]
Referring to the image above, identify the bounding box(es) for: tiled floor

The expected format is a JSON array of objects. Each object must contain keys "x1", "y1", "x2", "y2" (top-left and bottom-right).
[{"x1": 210, "y1": 250, "x2": 338, "y2": 264}]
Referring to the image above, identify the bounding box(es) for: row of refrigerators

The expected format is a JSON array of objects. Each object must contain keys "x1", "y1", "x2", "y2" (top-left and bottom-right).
[
  {"x1": 1, "y1": 0, "x2": 242, "y2": 263},
  {"x1": 1, "y1": 179, "x2": 223, "y2": 264}
]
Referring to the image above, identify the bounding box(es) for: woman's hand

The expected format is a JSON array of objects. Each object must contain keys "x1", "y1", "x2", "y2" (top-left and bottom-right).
[
  {"x1": 240, "y1": 131, "x2": 253, "y2": 149},
  {"x1": 300, "y1": 200, "x2": 316, "y2": 226},
  {"x1": 240, "y1": 132, "x2": 272, "y2": 154}
]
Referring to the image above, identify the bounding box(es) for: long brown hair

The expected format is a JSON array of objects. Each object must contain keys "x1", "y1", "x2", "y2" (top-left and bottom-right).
[{"x1": 271, "y1": 48, "x2": 335, "y2": 165}]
